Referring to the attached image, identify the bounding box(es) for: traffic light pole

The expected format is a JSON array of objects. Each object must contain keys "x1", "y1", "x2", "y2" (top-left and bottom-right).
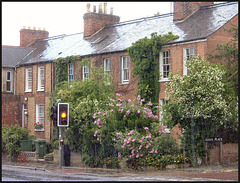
[{"x1": 59, "y1": 127, "x2": 62, "y2": 169}]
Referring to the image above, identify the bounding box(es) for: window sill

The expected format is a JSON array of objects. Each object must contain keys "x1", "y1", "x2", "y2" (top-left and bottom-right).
[
  {"x1": 37, "y1": 89, "x2": 44, "y2": 92},
  {"x1": 119, "y1": 82, "x2": 129, "y2": 85},
  {"x1": 159, "y1": 79, "x2": 170, "y2": 83},
  {"x1": 25, "y1": 90, "x2": 32, "y2": 93},
  {"x1": 34, "y1": 128, "x2": 44, "y2": 132}
]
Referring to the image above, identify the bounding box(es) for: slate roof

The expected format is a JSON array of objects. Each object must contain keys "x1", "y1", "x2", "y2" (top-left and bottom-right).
[
  {"x1": 20, "y1": 2, "x2": 238, "y2": 66},
  {"x1": 2, "y1": 46, "x2": 34, "y2": 67}
]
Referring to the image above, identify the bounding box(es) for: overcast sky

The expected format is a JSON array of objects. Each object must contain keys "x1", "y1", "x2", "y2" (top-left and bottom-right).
[{"x1": 2, "y1": 1, "x2": 173, "y2": 46}]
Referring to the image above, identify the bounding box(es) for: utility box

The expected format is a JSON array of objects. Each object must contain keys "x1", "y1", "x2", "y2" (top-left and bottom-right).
[
  {"x1": 34, "y1": 140, "x2": 47, "y2": 158},
  {"x1": 20, "y1": 140, "x2": 33, "y2": 151}
]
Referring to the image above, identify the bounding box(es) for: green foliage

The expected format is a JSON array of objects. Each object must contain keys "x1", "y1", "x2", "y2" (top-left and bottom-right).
[
  {"x1": 54, "y1": 55, "x2": 81, "y2": 84},
  {"x1": 49, "y1": 61, "x2": 116, "y2": 167},
  {"x1": 2, "y1": 125, "x2": 36, "y2": 161},
  {"x1": 127, "y1": 32, "x2": 179, "y2": 106},
  {"x1": 163, "y1": 56, "x2": 238, "y2": 166}
]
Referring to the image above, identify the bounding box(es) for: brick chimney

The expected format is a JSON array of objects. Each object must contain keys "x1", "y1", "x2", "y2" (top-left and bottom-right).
[
  {"x1": 83, "y1": 3, "x2": 120, "y2": 38},
  {"x1": 20, "y1": 26, "x2": 49, "y2": 47},
  {"x1": 173, "y1": 2, "x2": 214, "y2": 21}
]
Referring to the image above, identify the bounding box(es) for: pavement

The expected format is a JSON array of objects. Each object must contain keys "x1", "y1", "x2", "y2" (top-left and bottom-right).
[{"x1": 2, "y1": 153, "x2": 239, "y2": 181}]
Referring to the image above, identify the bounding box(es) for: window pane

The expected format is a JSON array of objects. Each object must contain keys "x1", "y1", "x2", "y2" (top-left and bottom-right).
[
  {"x1": 7, "y1": 72, "x2": 11, "y2": 80},
  {"x1": 6, "y1": 81, "x2": 11, "y2": 91}
]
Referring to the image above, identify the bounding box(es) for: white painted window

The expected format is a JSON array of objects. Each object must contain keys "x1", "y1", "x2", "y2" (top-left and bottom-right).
[
  {"x1": 183, "y1": 47, "x2": 195, "y2": 75},
  {"x1": 68, "y1": 63, "x2": 74, "y2": 82},
  {"x1": 160, "y1": 50, "x2": 170, "y2": 81},
  {"x1": 6, "y1": 71, "x2": 12, "y2": 92},
  {"x1": 37, "y1": 66, "x2": 44, "y2": 91},
  {"x1": 159, "y1": 99, "x2": 169, "y2": 122},
  {"x1": 36, "y1": 104, "x2": 44, "y2": 129},
  {"x1": 83, "y1": 64, "x2": 89, "y2": 81},
  {"x1": 103, "y1": 58, "x2": 111, "y2": 84},
  {"x1": 25, "y1": 68, "x2": 32, "y2": 92},
  {"x1": 120, "y1": 56, "x2": 129, "y2": 84}
]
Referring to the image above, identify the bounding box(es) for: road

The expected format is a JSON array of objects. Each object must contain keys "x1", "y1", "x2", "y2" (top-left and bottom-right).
[{"x1": 2, "y1": 165, "x2": 229, "y2": 181}]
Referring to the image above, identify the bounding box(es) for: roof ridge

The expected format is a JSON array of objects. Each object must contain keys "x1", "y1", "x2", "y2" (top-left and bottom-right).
[
  {"x1": 106, "y1": 13, "x2": 173, "y2": 27},
  {"x1": 200, "y1": 1, "x2": 238, "y2": 10}
]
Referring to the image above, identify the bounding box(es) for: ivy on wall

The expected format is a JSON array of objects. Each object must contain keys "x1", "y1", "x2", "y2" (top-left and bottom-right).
[
  {"x1": 54, "y1": 55, "x2": 81, "y2": 84},
  {"x1": 127, "y1": 32, "x2": 179, "y2": 106}
]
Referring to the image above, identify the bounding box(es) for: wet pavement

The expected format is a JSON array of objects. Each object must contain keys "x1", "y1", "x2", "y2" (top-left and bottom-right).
[{"x1": 2, "y1": 154, "x2": 239, "y2": 181}]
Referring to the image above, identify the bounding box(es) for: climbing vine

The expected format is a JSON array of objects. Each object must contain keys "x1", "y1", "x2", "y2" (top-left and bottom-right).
[
  {"x1": 127, "y1": 32, "x2": 179, "y2": 107},
  {"x1": 54, "y1": 55, "x2": 81, "y2": 84}
]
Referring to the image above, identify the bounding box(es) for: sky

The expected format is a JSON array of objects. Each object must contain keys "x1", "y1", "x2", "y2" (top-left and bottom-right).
[{"x1": 2, "y1": 1, "x2": 173, "y2": 46}]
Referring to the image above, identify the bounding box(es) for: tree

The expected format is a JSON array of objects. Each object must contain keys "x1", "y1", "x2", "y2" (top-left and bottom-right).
[
  {"x1": 163, "y1": 56, "x2": 233, "y2": 166},
  {"x1": 207, "y1": 26, "x2": 238, "y2": 143},
  {"x1": 49, "y1": 62, "x2": 116, "y2": 166}
]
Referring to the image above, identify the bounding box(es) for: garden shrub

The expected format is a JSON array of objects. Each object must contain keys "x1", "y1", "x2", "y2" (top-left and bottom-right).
[{"x1": 2, "y1": 125, "x2": 36, "y2": 161}]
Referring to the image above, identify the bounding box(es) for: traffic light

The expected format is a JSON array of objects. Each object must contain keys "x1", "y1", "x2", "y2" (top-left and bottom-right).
[
  {"x1": 51, "y1": 105, "x2": 58, "y2": 126},
  {"x1": 58, "y1": 103, "x2": 69, "y2": 127}
]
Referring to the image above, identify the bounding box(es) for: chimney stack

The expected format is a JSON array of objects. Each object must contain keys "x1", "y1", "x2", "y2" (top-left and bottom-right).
[
  {"x1": 20, "y1": 26, "x2": 49, "y2": 47},
  {"x1": 173, "y1": 2, "x2": 214, "y2": 21},
  {"x1": 99, "y1": 3, "x2": 102, "y2": 13},
  {"x1": 83, "y1": 3, "x2": 120, "y2": 38}
]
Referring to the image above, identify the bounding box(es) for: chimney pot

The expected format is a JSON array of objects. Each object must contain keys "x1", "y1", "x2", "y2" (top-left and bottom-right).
[
  {"x1": 99, "y1": 3, "x2": 102, "y2": 13},
  {"x1": 28, "y1": 26, "x2": 31, "y2": 29},
  {"x1": 38, "y1": 27, "x2": 41, "y2": 30},
  {"x1": 93, "y1": 5, "x2": 96, "y2": 13},
  {"x1": 43, "y1": 28, "x2": 46, "y2": 31},
  {"x1": 33, "y1": 27, "x2": 36, "y2": 30},
  {"x1": 87, "y1": 3, "x2": 90, "y2": 13},
  {"x1": 104, "y1": 2, "x2": 107, "y2": 14},
  {"x1": 110, "y1": 7, "x2": 113, "y2": 15},
  {"x1": 23, "y1": 26, "x2": 26, "y2": 29}
]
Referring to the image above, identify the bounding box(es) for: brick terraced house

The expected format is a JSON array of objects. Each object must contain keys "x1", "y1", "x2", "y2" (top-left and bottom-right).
[{"x1": 2, "y1": 2, "x2": 238, "y2": 141}]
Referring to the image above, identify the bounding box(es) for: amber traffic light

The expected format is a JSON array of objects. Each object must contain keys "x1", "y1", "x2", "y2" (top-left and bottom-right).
[{"x1": 57, "y1": 103, "x2": 69, "y2": 127}]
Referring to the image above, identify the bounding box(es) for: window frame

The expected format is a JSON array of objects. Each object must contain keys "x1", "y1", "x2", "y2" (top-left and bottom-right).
[
  {"x1": 6, "y1": 70, "x2": 12, "y2": 92},
  {"x1": 37, "y1": 66, "x2": 45, "y2": 91},
  {"x1": 183, "y1": 47, "x2": 195, "y2": 75},
  {"x1": 120, "y1": 56, "x2": 129, "y2": 84},
  {"x1": 83, "y1": 63, "x2": 89, "y2": 81},
  {"x1": 160, "y1": 50, "x2": 171, "y2": 82},
  {"x1": 68, "y1": 63, "x2": 74, "y2": 82},
  {"x1": 36, "y1": 104, "x2": 44, "y2": 131},
  {"x1": 103, "y1": 58, "x2": 111, "y2": 84},
  {"x1": 25, "y1": 68, "x2": 32, "y2": 92}
]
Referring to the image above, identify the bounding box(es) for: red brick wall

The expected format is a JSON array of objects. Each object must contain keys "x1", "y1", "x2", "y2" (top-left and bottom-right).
[
  {"x1": 209, "y1": 143, "x2": 238, "y2": 164},
  {"x1": 83, "y1": 12, "x2": 120, "y2": 37},
  {"x1": 2, "y1": 93, "x2": 21, "y2": 127}
]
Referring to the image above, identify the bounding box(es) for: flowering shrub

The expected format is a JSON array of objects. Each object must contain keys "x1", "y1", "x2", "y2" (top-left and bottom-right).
[
  {"x1": 92, "y1": 94, "x2": 181, "y2": 169},
  {"x1": 113, "y1": 123, "x2": 180, "y2": 169},
  {"x1": 34, "y1": 122, "x2": 43, "y2": 129}
]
